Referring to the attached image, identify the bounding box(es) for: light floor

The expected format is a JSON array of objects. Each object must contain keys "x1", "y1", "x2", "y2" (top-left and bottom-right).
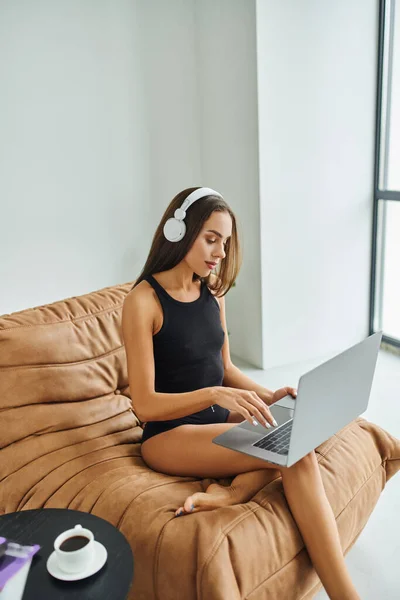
[{"x1": 232, "y1": 348, "x2": 400, "y2": 600}]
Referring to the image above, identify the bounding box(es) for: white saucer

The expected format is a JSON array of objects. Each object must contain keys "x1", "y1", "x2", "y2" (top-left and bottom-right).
[{"x1": 46, "y1": 540, "x2": 108, "y2": 581}]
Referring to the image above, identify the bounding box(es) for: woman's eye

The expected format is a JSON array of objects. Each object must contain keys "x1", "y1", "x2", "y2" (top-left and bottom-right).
[{"x1": 207, "y1": 239, "x2": 228, "y2": 247}]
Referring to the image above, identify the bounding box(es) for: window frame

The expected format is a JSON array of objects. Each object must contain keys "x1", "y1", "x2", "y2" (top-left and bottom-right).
[{"x1": 370, "y1": 0, "x2": 400, "y2": 348}]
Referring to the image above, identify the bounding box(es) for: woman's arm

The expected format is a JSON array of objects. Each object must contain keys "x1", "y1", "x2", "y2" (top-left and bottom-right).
[{"x1": 222, "y1": 364, "x2": 274, "y2": 405}]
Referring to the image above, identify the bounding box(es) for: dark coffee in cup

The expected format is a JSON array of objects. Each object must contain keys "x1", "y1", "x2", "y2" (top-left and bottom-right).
[{"x1": 59, "y1": 535, "x2": 90, "y2": 552}]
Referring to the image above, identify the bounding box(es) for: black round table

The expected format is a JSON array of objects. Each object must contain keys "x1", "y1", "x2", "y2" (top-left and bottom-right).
[{"x1": 0, "y1": 508, "x2": 134, "y2": 600}]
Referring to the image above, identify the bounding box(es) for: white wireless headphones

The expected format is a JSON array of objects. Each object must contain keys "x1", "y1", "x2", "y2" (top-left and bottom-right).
[{"x1": 163, "y1": 187, "x2": 223, "y2": 242}]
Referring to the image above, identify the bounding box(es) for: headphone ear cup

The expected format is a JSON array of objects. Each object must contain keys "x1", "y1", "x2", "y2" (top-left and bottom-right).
[{"x1": 163, "y1": 218, "x2": 186, "y2": 242}]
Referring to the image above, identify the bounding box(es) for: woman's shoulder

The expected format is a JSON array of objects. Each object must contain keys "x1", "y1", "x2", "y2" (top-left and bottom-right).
[{"x1": 124, "y1": 279, "x2": 158, "y2": 315}]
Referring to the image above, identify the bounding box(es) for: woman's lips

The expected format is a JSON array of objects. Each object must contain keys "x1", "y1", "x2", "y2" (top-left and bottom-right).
[{"x1": 205, "y1": 262, "x2": 216, "y2": 269}]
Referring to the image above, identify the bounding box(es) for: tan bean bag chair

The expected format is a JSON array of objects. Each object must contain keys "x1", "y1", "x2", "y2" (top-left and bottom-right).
[{"x1": 0, "y1": 282, "x2": 399, "y2": 600}]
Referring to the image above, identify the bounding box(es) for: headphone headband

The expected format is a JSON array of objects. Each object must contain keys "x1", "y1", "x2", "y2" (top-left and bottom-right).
[{"x1": 180, "y1": 187, "x2": 222, "y2": 213}]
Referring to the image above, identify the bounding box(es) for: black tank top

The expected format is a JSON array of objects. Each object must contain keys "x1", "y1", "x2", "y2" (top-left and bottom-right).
[{"x1": 144, "y1": 274, "x2": 225, "y2": 393}]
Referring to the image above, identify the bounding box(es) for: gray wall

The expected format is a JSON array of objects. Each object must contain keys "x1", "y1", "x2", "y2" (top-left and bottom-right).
[{"x1": 195, "y1": 0, "x2": 263, "y2": 367}]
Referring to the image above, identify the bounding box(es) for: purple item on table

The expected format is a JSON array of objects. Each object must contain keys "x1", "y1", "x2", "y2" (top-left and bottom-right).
[
  {"x1": 0, "y1": 537, "x2": 40, "y2": 591},
  {"x1": 0, "y1": 540, "x2": 7, "y2": 560}
]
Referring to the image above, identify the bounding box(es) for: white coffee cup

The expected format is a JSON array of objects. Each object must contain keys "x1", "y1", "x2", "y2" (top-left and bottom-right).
[{"x1": 54, "y1": 524, "x2": 94, "y2": 573}]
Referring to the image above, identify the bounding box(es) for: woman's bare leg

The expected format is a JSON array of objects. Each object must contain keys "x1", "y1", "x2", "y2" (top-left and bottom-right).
[
  {"x1": 203, "y1": 412, "x2": 360, "y2": 600},
  {"x1": 200, "y1": 453, "x2": 360, "y2": 600},
  {"x1": 141, "y1": 417, "x2": 360, "y2": 600},
  {"x1": 180, "y1": 452, "x2": 360, "y2": 600},
  {"x1": 280, "y1": 451, "x2": 360, "y2": 600},
  {"x1": 176, "y1": 410, "x2": 281, "y2": 514}
]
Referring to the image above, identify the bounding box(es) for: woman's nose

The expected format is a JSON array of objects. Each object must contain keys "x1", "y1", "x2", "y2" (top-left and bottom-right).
[{"x1": 214, "y1": 246, "x2": 226, "y2": 259}]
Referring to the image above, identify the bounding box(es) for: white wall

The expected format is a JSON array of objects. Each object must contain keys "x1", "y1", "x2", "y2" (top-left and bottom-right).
[
  {"x1": 0, "y1": 0, "x2": 205, "y2": 316},
  {"x1": 256, "y1": 0, "x2": 378, "y2": 368},
  {"x1": 0, "y1": 0, "x2": 152, "y2": 314},
  {"x1": 135, "y1": 0, "x2": 202, "y2": 224},
  {"x1": 0, "y1": 0, "x2": 380, "y2": 374},
  {"x1": 195, "y1": 0, "x2": 263, "y2": 367}
]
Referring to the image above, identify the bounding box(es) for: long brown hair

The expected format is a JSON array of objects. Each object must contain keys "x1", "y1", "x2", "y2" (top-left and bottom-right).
[{"x1": 132, "y1": 187, "x2": 242, "y2": 297}]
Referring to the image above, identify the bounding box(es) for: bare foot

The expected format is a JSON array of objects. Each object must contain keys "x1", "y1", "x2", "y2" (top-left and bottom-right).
[{"x1": 174, "y1": 482, "x2": 239, "y2": 517}]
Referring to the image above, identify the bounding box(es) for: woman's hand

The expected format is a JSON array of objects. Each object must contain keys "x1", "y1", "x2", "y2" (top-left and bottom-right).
[
  {"x1": 270, "y1": 387, "x2": 297, "y2": 406},
  {"x1": 213, "y1": 386, "x2": 277, "y2": 428}
]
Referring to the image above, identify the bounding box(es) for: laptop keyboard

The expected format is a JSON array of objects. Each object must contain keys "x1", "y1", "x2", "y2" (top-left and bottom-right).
[{"x1": 253, "y1": 419, "x2": 293, "y2": 455}]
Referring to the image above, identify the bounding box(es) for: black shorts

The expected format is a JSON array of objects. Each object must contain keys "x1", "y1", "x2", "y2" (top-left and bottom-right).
[{"x1": 141, "y1": 404, "x2": 230, "y2": 444}]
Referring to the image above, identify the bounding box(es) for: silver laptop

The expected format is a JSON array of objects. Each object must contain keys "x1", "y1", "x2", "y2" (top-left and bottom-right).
[{"x1": 213, "y1": 331, "x2": 383, "y2": 468}]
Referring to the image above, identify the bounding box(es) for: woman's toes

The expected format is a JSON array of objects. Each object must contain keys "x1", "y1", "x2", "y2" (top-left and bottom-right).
[
  {"x1": 175, "y1": 501, "x2": 194, "y2": 517},
  {"x1": 174, "y1": 496, "x2": 197, "y2": 517},
  {"x1": 183, "y1": 496, "x2": 196, "y2": 513}
]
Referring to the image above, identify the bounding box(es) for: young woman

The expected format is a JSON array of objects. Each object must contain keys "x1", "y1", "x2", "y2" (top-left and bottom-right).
[{"x1": 122, "y1": 187, "x2": 360, "y2": 600}]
